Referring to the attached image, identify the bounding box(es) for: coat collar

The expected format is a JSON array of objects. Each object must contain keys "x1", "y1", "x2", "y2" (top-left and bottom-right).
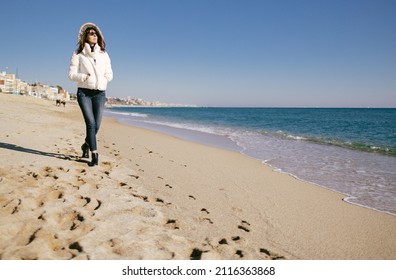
[{"x1": 82, "y1": 43, "x2": 101, "y2": 57}]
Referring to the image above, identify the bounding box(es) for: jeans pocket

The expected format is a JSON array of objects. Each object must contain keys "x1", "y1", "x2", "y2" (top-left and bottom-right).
[{"x1": 77, "y1": 88, "x2": 86, "y2": 99}]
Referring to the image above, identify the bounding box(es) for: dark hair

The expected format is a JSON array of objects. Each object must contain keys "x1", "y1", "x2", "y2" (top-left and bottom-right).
[{"x1": 76, "y1": 27, "x2": 106, "y2": 54}]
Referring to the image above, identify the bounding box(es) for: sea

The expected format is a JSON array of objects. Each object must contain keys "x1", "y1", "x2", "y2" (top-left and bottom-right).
[{"x1": 104, "y1": 107, "x2": 396, "y2": 216}]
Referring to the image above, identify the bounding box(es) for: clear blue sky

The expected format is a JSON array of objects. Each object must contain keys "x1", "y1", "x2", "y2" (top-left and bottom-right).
[{"x1": 1, "y1": 0, "x2": 395, "y2": 107}]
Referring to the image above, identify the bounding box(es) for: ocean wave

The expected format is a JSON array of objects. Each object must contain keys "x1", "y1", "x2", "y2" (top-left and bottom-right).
[
  {"x1": 305, "y1": 137, "x2": 395, "y2": 157},
  {"x1": 140, "y1": 119, "x2": 227, "y2": 136},
  {"x1": 106, "y1": 111, "x2": 148, "y2": 118},
  {"x1": 258, "y1": 130, "x2": 396, "y2": 157}
]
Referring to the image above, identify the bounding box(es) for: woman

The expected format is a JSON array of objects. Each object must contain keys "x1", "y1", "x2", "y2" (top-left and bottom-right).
[{"x1": 68, "y1": 22, "x2": 113, "y2": 166}]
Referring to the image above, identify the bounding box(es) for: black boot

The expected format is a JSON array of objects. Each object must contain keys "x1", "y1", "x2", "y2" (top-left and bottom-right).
[
  {"x1": 89, "y1": 152, "x2": 99, "y2": 166},
  {"x1": 81, "y1": 143, "x2": 90, "y2": 158}
]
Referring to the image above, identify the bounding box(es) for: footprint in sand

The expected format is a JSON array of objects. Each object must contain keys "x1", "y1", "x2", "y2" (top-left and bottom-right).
[
  {"x1": 82, "y1": 197, "x2": 91, "y2": 206},
  {"x1": 199, "y1": 217, "x2": 214, "y2": 224},
  {"x1": 26, "y1": 228, "x2": 42, "y2": 245},
  {"x1": 94, "y1": 199, "x2": 102, "y2": 211},
  {"x1": 198, "y1": 208, "x2": 213, "y2": 224},
  {"x1": 238, "y1": 220, "x2": 251, "y2": 232},
  {"x1": 154, "y1": 197, "x2": 175, "y2": 209},
  {"x1": 165, "y1": 219, "x2": 180, "y2": 230},
  {"x1": 259, "y1": 248, "x2": 285, "y2": 260},
  {"x1": 218, "y1": 235, "x2": 244, "y2": 246},
  {"x1": 235, "y1": 249, "x2": 244, "y2": 258},
  {"x1": 37, "y1": 212, "x2": 45, "y2": 220},
  {"x1": 232, "y1": 236, "x2": 242, "y2": 242},
  {"x1": 69, "y1": 241, "x2": 84, "y2": 254},
  {"x1": 189, "y1": 248, "x2": 209, "y2": 260},
  {"x1": 27, "y1": 171, "x2": 40, "y2": 179},
  {"x1": 218, "y1": 238, "x2": 228, "y2": 245},
  {"x1": 131, "y1": 193, "x2": 149, "y2": 202},
  {"x1": 40, "y1": 166, "x2": 69, "y2": 181},
  {"x1": 4, "y1": 198, "x2": 22, "y2": 214},
  {"x1": 70, "y1": 212, "x2": 85, "y2": 231}
]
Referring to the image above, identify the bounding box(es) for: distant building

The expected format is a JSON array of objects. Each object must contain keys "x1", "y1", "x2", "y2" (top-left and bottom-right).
[
  {"x1": 0, "y1": 71, "x2": 70, "y2": 101},
  {"x1": 105, "y1": 96, "x2": 196, "y2": 107},
  {"x1": 0, "y1": 72, "x2": 18, "y2": 94},
  {"x1": 30, "y1": 83, "x2": 58, "y2": 99},
  {"x1": 0, "y1": 72, "x2": 30, "y2": 96},
  {"x1": 0, "y1": 72, "x2": 5, "y2": 93}
]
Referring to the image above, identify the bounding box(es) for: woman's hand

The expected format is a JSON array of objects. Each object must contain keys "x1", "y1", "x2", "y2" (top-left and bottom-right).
[{"x1": 83, "y1": 73, "x2": 91, "y2": 82}]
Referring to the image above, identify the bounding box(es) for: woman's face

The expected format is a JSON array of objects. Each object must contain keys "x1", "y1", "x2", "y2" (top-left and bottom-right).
[{"x1": 86, "y1": 29, "x2": 98, "y2": 45}]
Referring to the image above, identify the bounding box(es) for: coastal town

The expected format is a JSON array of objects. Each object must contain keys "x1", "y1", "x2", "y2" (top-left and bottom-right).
[
  {"x1": 0, "y1": 71, "x2": 69, "y2": 102},
  {"x1": 0, "y1": 71, "x2": 192, "y2": 107}
]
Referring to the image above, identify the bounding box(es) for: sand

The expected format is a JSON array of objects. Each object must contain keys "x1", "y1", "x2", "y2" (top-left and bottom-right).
[{"x1": 0, "y1": 93, "x2": 395, "y2": 260}]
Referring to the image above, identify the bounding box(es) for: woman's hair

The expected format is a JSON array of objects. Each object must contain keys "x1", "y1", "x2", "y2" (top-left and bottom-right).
[{"x1": 76, "y1": 27, "x2": 106, "y2": 54}]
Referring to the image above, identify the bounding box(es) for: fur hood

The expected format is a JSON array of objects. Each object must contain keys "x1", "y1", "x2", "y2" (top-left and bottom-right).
[{"x1": 78, "y1": 22, "x2": 104, "y2": 45}]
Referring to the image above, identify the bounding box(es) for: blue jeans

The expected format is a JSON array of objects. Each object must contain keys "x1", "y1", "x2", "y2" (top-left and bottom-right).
[{"x1": 77, "y1": 88, "x2": 106, "y2": 151}]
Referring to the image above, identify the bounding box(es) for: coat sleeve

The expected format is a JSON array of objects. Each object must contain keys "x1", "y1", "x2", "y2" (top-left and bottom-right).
[
  {"x1": 104, "y1": 53, "x2": 113, "y2": 82},
  {"x1": 68, "y1": 52, "x2": 88, "y2": 83}
]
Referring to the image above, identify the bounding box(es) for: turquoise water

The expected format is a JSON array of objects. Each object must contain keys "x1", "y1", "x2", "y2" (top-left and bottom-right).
[{"x1": 105, "y1": 107, "x2": 396, "y2": 215}]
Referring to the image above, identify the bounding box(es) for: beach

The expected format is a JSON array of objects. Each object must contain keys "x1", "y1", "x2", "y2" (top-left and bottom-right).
[{"x1": 0, "y1": 94, "x2": 395, "y2": 260}]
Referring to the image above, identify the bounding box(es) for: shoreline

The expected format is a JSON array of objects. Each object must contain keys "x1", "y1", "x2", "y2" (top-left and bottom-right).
[
  {"x1": 105, "y1": 109, "x2": 396, "y2": 217},
  {"x1": 1, "y1": 94, "x2": 395, "y2": 260},
  {"x1": 111, "y1": 112, "x2": 396, "y2": 217}
]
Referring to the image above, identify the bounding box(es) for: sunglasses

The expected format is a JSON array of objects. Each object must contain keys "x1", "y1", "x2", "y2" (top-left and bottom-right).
[{"x1": 87, "y1": 31, "x2": 97, "y2": 36}]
